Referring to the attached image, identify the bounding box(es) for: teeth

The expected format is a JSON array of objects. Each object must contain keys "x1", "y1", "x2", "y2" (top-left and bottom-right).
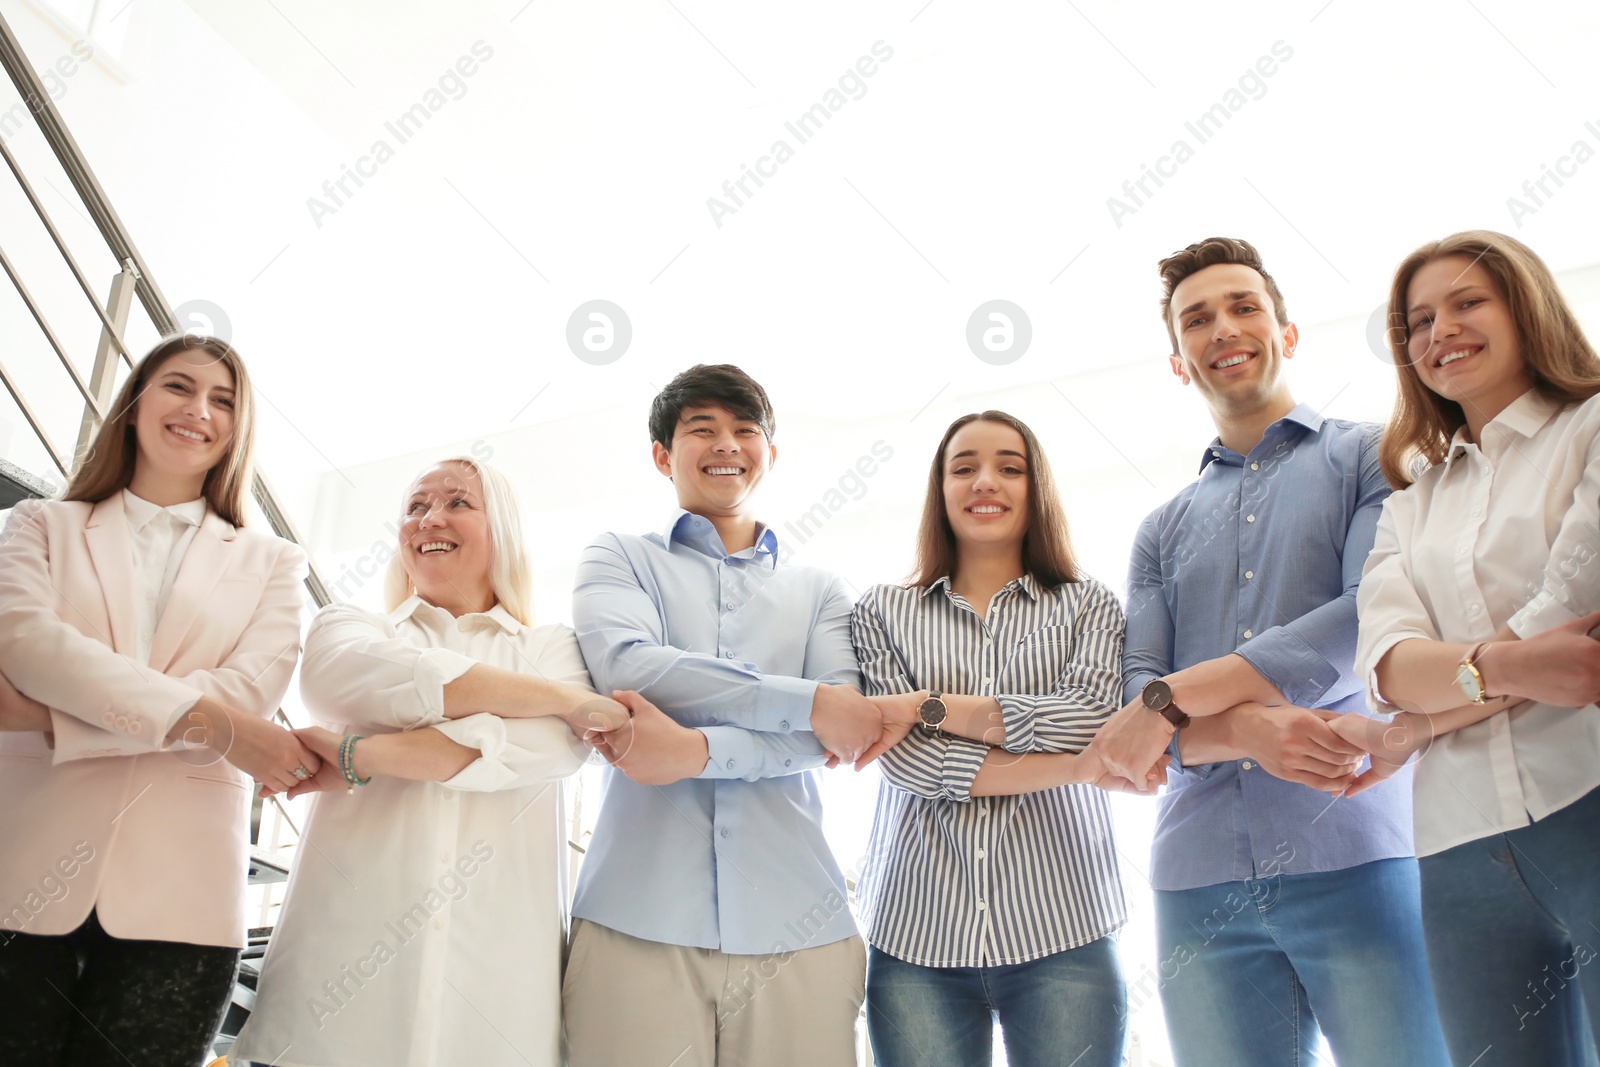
[
  {"x1": 970, "y1": 505, "x2": 1004, "y2": 514},
  {"x1": 169, "y1": 426, "x2": 207, "y2": 442},
  {"x1": 1438, "y1": 348, "x2": 1476, "y2": 366},
  {"x1": 419, "y1": 542, "x2": 455, "y2": 554},
  {"x1": 705, "y1": 467, "x2": 742, "y2": 475},
  {"x1": 1214, "y1": 354, "x2": 1250, "y2": 369}
]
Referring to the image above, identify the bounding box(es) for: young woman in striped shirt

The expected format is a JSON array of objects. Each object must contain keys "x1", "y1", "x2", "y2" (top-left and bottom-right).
[{"x1": 851, "y1": 410, "x2": 1160, "y2": 1067}]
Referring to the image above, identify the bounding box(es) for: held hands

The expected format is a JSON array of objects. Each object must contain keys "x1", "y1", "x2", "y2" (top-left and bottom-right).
[
  {"x1": 1088, "y1": 698, "x2": 1177, "y2": 784},
  {"x1": 559, "y1": 687, "x2": 631, "y2": 738},
  {"x1": 585, "y1": 690, "x2": 710, "y2": 786},
  {"x1": 197, "y1": 702, "x2": 322, "y2": 796},
  {"x1": 809, "y1": 684, "x2": 883, "y2": 765},
  {"x1": 1325, "y1": 712, "x2": 1433, "y2": 797},
  {"x1": 852, "y1": 692, "x2": 920, "y2": 769},
  {"x1": 0, "y1": 670, "x2": 53, "y2": 747},
  {"x1": 1229, "y1": 703, "x2": 1365, "y2": 795},
  {"x1": 1490, "y1": 609, "x2": 1600, "y2": 709},
  {"x1": 1074, "y1": 744, "x2": 1170, "y2": 794},
  {"x1": 281, "y1": 726, "x2": 349, "y2": 799}
]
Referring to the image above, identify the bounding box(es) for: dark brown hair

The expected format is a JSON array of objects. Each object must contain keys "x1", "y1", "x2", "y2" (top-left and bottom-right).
[
  {"x1": 1157, "y1": 236, "x2": 1289, "y2": 353},
  {"x1": 1379, "y1": 230, "x2": 1600, "y2": 488},
  {"x1": 649, "y1": 364, "x2": 775, "y2": 449},
  {"x1": 908, "y1": 411, "x2": 1080, "y2": 589},
  {"x1": 64, "y1": 334, "x2": 255, "y2": 526}
]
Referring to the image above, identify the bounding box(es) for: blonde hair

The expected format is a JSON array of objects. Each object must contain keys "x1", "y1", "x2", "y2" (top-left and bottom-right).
[
  {"x1": 383, "y1": 457, "x2": 535, "y2": 625},
  {"x1": 64, "y1": 335, "x2": 256, "y2": 526},
  {"x1": 1380, "y1": 230, "x2": 1600, "y2": 488}
]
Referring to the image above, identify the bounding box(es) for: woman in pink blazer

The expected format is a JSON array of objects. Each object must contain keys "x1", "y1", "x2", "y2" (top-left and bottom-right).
[{"x1": 0, "y1": 335, "x2": 315, "y2": 1065}]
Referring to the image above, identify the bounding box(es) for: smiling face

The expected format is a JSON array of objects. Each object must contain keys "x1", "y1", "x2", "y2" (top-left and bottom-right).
[
  {"x1": 1404, "y1": 254, "x2": 1531, "y2": 429},
  {"x1": 1168, "y1": 262, "x2": 1298, "y2": 417},
  {"x1": 942, "y1": 419, "x2": 1030, "y2": 555},
  {"x1": 131, "y1": 348, "x2": 236, "y2": 492},
  {"x1": 652, "y1": 403, "x2": 775, "y2": 519},
  {"x1": 399, "y1": 462, "x2": 495, "y2": 613}
]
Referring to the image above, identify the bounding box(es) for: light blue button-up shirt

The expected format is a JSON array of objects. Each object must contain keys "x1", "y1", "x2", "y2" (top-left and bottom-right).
[
  {"x1": 571, "y1": 510, "x2": 861, "y2": 954},
  {"x1": 1122, "y1": 405, "x2": 1415, "y2": 892}
]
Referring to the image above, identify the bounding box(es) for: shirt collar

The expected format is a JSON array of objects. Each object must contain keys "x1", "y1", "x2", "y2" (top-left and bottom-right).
[
  {"x1": 1444, "y1": 389, "x2": 1562, "y2": 466},
  {"x1": 122, "y1": 488, "x2": 207, "y2": 532},
  {"x1": 919, "y1": 573, "x2": 1042, "y2": 601},
  {"x1": 390, "y1": 593, "x2": 523, "y2": 634},
  {"x1": 1197, "y1": 402, "x2": 1324, "y2": 473},
  {"x1": 662, "y1": 508, "x2": 780, "y2": 568}
]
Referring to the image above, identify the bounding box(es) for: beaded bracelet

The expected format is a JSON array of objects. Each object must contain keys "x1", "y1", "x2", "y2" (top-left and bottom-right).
[{"x1": 339, "y1": 734, "x2": 372, "y2": 794}]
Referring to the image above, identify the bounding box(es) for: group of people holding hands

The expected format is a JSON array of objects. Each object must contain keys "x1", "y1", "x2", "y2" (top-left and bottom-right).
[{"x1": 0, "y1": 227, "x2": 1596, "y2": 1067}]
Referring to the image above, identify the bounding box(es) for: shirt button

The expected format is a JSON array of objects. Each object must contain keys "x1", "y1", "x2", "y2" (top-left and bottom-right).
[
  {"x1": 1244, "y1": 571, "x2": 1254, "y2": 580},
  {"x1": 982, "y1": 677, "x2": 992, "y2": 687},
  {"x1": 432, "y1": 919, "x2": 443, "y2": 931},
  {"x1": 724, "y1": 650, "x2": 734, "y2": 658},
  {"x1": 720, "y1": 827, "x2": 730, "y2": 838},
  {"x1": 725, "y1": 602, "x2": 735, "y2": 610},
  {"x1": 976, "y1": 848, "x2": 987, "y2": 860},
  {"x1": 779, "y1": 720, "x2": 790, "y2": 731},
  {"x1": 784, "y1": 759, "x2": 793, "y2": 767},
  {"x1": 1243, "y1": 630, "x2": 1253, "y2": 639},
  {"x1": 1468, "y1": 605, "x2": 1481, "y2": 615},
  {"x1": 1250, "y1": 462, "x2": 1260, "y2": 471},
  {"x1": 1212, "y1": 450, "x2": 1221, "y2": 458},
  {"x1": 1246, "y1": 514, "x2": 1256, "y2": 523},
  {"x1": 1242, "y1": 760, "x2": 1254, "y2": 769},
  {"x1": 440, "y1": 853, "x2": 450, "y2": 864},
  {"x1": 975, "y1": 900, "x2": 988, "y2": 911},
  {"x1": 725, "y1": 759, "x2": 736, "y2": 770}
]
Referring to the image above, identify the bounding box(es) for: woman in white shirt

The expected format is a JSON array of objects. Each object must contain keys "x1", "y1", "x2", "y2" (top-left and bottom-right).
[
  {"x1": 1348, "y1": 230, "x2": 1600, "y2": 1066},
  {"x1": 233, "y1": 456, "x2": 627, "y2": 1067},
  {"x1": 0, "y1": 335, "x2": 314, "y2": 1065}
]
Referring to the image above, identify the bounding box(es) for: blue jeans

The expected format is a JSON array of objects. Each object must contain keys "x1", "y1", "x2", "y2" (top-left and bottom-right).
[
  {"x1": 866, "y1": 937, "x2": 1126, "y2": 1067},
  {"x1": 1155, "y1": 857, "x2": 1449, "y2": 1067},
  {"x1": 1420, "y1": 784, "x2": 1600, "y2": 1067}
]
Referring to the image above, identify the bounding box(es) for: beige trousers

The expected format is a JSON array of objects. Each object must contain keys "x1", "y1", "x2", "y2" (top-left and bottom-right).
[{"x1": 563, "y1": 918, "x2": 866, "y2": 1067}]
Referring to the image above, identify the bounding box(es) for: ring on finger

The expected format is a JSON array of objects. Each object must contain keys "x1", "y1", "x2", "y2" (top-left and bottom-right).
[{"x1": 291, "y1": 766, "x2": 311, "y2": 781}]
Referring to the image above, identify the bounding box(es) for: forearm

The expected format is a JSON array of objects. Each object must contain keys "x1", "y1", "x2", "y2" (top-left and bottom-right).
[
  {"x1": 1174, "y1": 709, "x2": 1246, "y2": 764},
  {"x1": 969, "y1": 749, "x2": 1083, "y2": 797},
  {"x1": 350, "y1": 730, "x2": 479, "y2": 783},
  {"x1": 1166, "y1": 654, "x2": 1286, "y2": 717},
  {"x1": 0, "y1": 680, "x2": 52, "y2": 731},
  {"x1": 1373, "y1": 625, "x2": 1519, "y2": 714},
  {"x1": 441, "y1": 663, "x2": 581, "y2": 720}
]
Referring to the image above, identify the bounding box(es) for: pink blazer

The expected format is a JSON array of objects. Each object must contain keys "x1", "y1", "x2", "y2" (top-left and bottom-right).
[{"x1": 0, "y1": 495, "x2": 307, "y2": 948}]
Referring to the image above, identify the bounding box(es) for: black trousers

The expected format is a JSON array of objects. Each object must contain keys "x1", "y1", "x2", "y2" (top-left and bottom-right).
[{"x1": 0, "y1": 909, "x2": 239, "y2": 1067}]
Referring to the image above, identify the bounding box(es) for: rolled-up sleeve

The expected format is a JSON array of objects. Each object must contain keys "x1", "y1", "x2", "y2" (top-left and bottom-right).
[
  {"x1": 1507, "y1": 410, "x2": 1600, "y2": 637},
  {"x1": 998, "y1": 581, "x2": 1124, "y2": 754},
  {"x1": 300, "y1": 604, "x2": 477, "y2": 730},
  {"x1": 1356, "y1": 497, "x2": 1439, "y2": 715}
]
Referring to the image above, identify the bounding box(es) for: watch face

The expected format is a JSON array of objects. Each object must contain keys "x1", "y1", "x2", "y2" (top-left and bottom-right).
[
  {"x1": 1142, "y1": 679, "x2": 1172, "y2": 711},
  {"x1": 1456, "y1": 664, "x2": 1481, "y2": 701},
  {"x1": 919, "y1": 697, "x2": 948, "y2": 726}
]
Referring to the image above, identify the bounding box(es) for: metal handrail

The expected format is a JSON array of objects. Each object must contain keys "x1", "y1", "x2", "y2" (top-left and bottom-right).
[{"x1": 0, "y1": 10, "x2": 330, "y2": 607}]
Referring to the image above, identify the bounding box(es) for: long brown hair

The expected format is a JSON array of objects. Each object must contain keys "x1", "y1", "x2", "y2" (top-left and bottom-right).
[
  {"x1": 64, "y1": 334, "x2": 256, "y2": 526},
  {"x1": 908, "y1": 411, "x2": 1080, "y2": 589},
  {"x1": 1379, "y1": 230, "x2": 1600, "y2": 488}
]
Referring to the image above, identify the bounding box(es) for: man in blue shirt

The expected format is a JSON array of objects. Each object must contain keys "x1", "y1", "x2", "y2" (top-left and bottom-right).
[
  {"x1": 1089, "y1": 239, "x2": 1450, "y2": 1065},
  {"x1": 564, "y1": 364, "x2": 878, "y2": 1067}
]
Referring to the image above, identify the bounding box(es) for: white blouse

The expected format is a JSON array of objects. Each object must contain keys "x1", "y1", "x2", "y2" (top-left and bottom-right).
[
  {"x1": 232, "y1": 596, "x2": 590, "y2": 1067},
  {"x1": 1357, "y1": 390, "x2": 1600, "y2": 858},
  {"x1": 121, "y1": 489, "x2": 205, "y2": 665}
]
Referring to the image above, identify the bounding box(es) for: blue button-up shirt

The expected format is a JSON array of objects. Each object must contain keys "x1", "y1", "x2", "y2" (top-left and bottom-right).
[
  {"x1": 571, "y1": 510, "x2": 861, "y2": 953},
  {"x1": 1122, "y1": 405, "x2": 1415, "y2": 892}
]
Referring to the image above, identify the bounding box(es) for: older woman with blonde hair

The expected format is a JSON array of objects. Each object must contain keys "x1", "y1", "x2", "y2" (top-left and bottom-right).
[
  {"x1": 0, "y1": 334, "x2": 313, "y2": 1065},
  {"x1": 1346, "y1": 230, "x2": 1600, "y2": 1066},
  {"x1": 233, "y1": 456, "x2": 626, "y2": 1067}
]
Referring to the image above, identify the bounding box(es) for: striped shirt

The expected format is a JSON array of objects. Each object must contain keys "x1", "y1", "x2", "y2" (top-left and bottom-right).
[{"x1": 851, "y1": 574, "x2": 1128, "y2": 968}]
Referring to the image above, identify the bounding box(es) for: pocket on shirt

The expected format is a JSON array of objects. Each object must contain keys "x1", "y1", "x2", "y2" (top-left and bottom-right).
[{"x1": 1018, "y1": 625, "x2": 1074, "y2": 650}]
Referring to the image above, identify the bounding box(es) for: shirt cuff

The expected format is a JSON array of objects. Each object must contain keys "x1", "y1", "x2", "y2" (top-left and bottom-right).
[
  {"x1": 1509, "y1": 589, "x2": 1579, "y2": 639},
  {"x1": 1169, "y1": 726, "x2": 1216, "y2": 781},
  {"x1": 1358, "y1": 631, "x2": 1427, "y2": 716},
  {"x1": 937, "y1": 735, "x2": 988, "y2": 802},
  {"x1": 1235, "y1": 641, "x2": 1340, "y2": 709},
  {"x1": 431, "y1": 714, "x2": 520, "y2": 792},
  {"x1": 750, "y1": 675, "x2": 819, "y2": 734},
  {"x1": 408, "y1": 648, "x2": 479, "y2": 727},
  {"x1": 699, "y1": 726, "x2": 827, "y2": 780}
]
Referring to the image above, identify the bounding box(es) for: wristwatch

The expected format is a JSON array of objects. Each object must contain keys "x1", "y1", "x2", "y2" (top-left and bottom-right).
[
  {"x1": 1141, "y1": 679, "x2": 1191, "y2": 729},
  {"x1": 1455, "y1": 643, "x2": 1493, "y2": 705},
  {"x1": 918, "y1": 690, "x2": 948, "y2": 733}
]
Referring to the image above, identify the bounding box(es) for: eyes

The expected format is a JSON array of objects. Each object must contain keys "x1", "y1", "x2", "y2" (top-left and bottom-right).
[
  {"x1": 686, "y1": 426, "x2": 760, "y2": 437},
  {"x1": 1184, "y1": 304, "x2": 1259, "y2": 330},
  {"x1": 1408, "y1": 297, "x2": 1486, "y2": 336},
  {"x1": 406, "y1": 497, "x2": 473, "y2": 514},
  {"x1": 950, "y1": 463, "x2": 1026, "y2": 477},
  {"x1": 162, "y1": 380, "x2": 235, "y2": 409}
]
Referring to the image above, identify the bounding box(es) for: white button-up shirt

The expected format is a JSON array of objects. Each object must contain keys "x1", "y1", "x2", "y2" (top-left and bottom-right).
[
  {"x1": 1357, "y1": 390, "x2": 1600, "y2": 857},
  {"x1": 121, "y1": 490, "x2": 206, "y2": 664},
  {"x1": 233, "y1": 596, "x2": 590, "y2": 1067}
]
